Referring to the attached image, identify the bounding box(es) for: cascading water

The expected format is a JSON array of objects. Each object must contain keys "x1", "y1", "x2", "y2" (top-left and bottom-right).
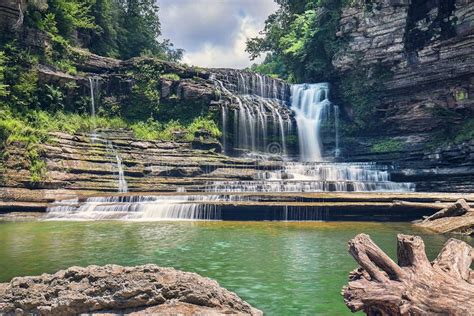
[
  {"x1": 205, "y1": 162, "x2": 414, "y2": 193},
  {"x1": 291, "y1": 83, "x2": 330, "y2": 162},
  {"x1": 213, "y1": 71, "x2": 292, "y2": 157},
  {"x1": 45, "y1": 195, "x2": 224, "y2": 221},
  {"x1": 207, "y1": 73, "x2": 415, "y2": 194},
  {"x1": 88, "y1": 77, "x2": 128, "y2": 193}
]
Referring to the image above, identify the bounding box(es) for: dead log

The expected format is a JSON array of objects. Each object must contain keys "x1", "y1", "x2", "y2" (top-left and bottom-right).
[
  {"x1": 343, "y1": 233, "x2": 474, "y2": 315},
  {"x1": 414, "y1": 199, "x2": 474, "y2": 235},
  {"x1": 392, "y1": 200, "x2": 448, "y2": 210},
  {"x1": 423, "y1": 199, "x2": 471, "y2": 222}
]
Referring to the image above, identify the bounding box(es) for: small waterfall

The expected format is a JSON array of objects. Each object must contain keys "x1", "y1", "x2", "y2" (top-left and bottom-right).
[
  {"x1": 334, "y1": 105, "x2": 340, "y2": 158},
  {"x1": 212, "y1": 70, "x2": 292, "y2": 157},
  {"x1": 221, "y1": 106, "x2": 228, "y2": 154},
  {"x1": 46, "y1": 195, "x2": 223, "y2": 221},
  {"x1": 106, "y1": 141, "x2": 128, "y2": 193},
  {"x1": 291, "y1": 83, "x2": 331, "y2": 162},
  {"x1": 88, "y1": 76, "x2": 128, "y2": 193},
  {"x1": 88, "y1": 77, "x2": 100, "y2": 132}
]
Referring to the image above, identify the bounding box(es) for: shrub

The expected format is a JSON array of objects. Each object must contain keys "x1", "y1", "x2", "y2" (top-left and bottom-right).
[{"x1": 371, "y1": 139, "x2": 404, "y2": 153}]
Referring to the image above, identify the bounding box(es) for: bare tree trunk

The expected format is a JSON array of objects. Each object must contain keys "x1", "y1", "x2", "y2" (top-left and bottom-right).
[{"x1": 343, "y1": 234, "x2": 474, "y2": 315}]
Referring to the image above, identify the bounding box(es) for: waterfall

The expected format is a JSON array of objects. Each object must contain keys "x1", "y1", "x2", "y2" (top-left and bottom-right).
[
  {"x1": 106, "y1": 141, "x2": 128, "y2": 193},
  {"x1": 88, "y1": 77, "x2": 100, "y2": 132},
  {"x1": 88, "y1": 76, "x2": 128, "y2": 193},
  {"x1": 212, "y1": 70, "x2": 291, "y2": 157},
  {"x1": 46, "y1": 195, "x2": 223, "y2": 221},
  {"x1": 334, "y1": 105, "x2": 340, "y2": 158},
  {"x1": 291, "y1": 83, "x2": 331, "y2": 162},
  {"x1": 221, "y1": 106, "x2": 227, "y2": 154},
  {"x1": 205, "y1": 162, "x2": 415, "y2": 193}
]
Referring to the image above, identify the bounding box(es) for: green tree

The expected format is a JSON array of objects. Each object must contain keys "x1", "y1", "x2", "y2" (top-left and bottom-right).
[{"x1": 246, "y1": 0, "x2": 343, "y2": 83}]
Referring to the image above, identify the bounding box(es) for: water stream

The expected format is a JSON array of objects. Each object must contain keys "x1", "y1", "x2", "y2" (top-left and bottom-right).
[{"x1": 88, "y1": 77, "x2": 128, "y2": 193}]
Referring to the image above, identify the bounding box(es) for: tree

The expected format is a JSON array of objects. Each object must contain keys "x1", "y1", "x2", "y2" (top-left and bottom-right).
[{"x1": 246, "y1": 0, "x2": 343, "y2": 83}]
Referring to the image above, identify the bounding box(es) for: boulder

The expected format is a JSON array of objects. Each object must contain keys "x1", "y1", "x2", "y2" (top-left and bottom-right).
[{"x1": 0, "y1": 264, "x2": 261, "y2": 316}]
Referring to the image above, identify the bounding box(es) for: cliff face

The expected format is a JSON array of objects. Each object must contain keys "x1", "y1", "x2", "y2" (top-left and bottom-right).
[
  {"x1": 331, "y1": 0, "x2": 474, "y2": 192},
  {"x1": 335, "y1": 0, "x2": 473, "y2": 134}
]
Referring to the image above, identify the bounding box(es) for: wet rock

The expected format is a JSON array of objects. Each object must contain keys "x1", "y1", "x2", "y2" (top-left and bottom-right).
[{"x1": 0, "y1": 264, "x2": 261, "y2": 316}]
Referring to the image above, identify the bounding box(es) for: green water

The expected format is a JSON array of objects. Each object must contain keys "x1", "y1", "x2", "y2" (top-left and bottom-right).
[{"x1": 0, "y1": 221, "x2": 471, "y2": 315}]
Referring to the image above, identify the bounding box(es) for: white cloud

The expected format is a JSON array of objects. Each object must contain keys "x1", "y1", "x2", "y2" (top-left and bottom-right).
[
  {"x1": 158, "y1": 0, "x2": 278, "y2": 68},
  {"x1": 181, "y1": 15, "x2": 266, "y2": 69}
]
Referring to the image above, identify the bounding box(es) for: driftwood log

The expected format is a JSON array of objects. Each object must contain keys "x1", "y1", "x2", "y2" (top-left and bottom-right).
[
  {"x1": 343, "y1": 233, "x2": 474, "y2": 315},
  {"x1": 414, "y1": 199, "x2": 474, "y2": 235}
]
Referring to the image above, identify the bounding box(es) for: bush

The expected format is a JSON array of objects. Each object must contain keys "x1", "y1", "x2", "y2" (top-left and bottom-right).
[
  {"x1": 371, "y1": 139, "x2": 404, "y2": 153},
  {"x1": 454, "y1": 118, "x2": 474, "y2": 144},
  {"x1": 161, "y1": 73, "x2": 180, "y2": 81}
]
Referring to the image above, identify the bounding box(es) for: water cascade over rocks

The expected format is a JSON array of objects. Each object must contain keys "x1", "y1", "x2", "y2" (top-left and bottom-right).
[
  {"x1": 291, "y1": 83, "x2": 331, "y2": 162},
  {"x1": 212, "y1": 70, "x2": 292, "y2": 157},
  {"x1": 46, "y1": 71, "x2": 414, "y2": 221},
  {"x1": 207, "y1": 72, "x2": 414, "y2": 194},
  {"x1": 88, "y1": 77, "x2": 128, "y2": 193}
]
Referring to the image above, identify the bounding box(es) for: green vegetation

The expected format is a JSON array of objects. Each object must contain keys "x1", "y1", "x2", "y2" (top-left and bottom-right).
[
  {"x1": 22, "y1": 0, "x2": 183, "y2": 62},
  {"x1": 130, "y1": 116, "x2": 220, "y2": 142},
  {"x1": 454, "y1": 118, "x2": 474, "y2": 144},
  {"x1": 246, "y1": 0, "x2": 345, "y2": 82},
  {"x1": 161, "y1": 73, "x2": 180, "y2": 81},
  {"x1": 371, "y1": 139, "x2": 404, "y2": 153},
  {"x1": 338, "y1": 65, "x2": 394, "y2": 132}
]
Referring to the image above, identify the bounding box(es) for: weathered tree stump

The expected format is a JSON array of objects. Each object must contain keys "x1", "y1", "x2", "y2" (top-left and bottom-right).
[{"x1": 343, "y1": 234, "x2": 474, "y2": 315}]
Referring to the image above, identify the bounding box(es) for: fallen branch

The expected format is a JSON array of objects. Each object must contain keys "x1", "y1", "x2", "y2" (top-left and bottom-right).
[
  {"x1": 392, "y1": 200, "x2": 448, "y2": 210},
  {"x1": 343, "y1": 233, "x2": 474, "y2": 315}
]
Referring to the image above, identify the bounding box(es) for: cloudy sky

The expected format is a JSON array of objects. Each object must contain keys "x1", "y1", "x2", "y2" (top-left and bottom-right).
[{"x1": 158, "y1": 0, "x2": 278, "y2": 69}]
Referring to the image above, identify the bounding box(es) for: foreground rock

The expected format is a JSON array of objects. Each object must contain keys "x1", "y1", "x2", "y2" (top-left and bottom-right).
[
  {"x1": 343, "y1": 234, "x2": 474, "y2": 315},
  {"x1": 415, "y1": 198, "x2": 474, "y2": 235},
  {"x1": 0, "y1": 264, "x2": 261, "y2": 316}
]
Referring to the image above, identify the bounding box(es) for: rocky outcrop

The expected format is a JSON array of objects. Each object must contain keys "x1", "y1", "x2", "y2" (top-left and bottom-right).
[
  {"x1": 332, "y1": 0, "x2": 474, "y2": 191},
  {"x1": 0, "y1": 264, "x2": 261, "y2": 316},
  {"x1": 335, "y1": 0, "x2": 473, "y2": 135},
  {"x1": 337, "y1": 135, "x2": 474, "y2": 192}
]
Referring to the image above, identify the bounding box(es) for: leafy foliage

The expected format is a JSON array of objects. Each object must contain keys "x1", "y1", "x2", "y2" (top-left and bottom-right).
[
  {"x1": 21, "y1": 0, "x2": 183, "y2": 63},
  {"x1": 371, "y1": 139, "x2": 404, "y2": 153},
  {"x1": 246, "y1": 0, "x2": 344, "y2": 82}
]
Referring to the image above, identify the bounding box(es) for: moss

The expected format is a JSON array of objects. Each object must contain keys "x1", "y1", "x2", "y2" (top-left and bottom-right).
[
  {"x1": 371, "y1": 139, "x2": 405, "y2": 153},
  {"x1": 161, "y1": 73, "x2": 180, "y2": 81},
  {"x1": 337, "y1": 64, "x2": 394, "y2": 133},
  {"x1": 454, "y1": 118, "x2": 474, "y2": 144},
  {"x1": 454, "y1": 89, "x2": 468, "y2": 102}
]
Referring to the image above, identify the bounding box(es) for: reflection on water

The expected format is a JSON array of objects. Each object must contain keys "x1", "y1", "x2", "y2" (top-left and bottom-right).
[{"x1": 0, "y1": 221, "x2": 471, "y2": 315}]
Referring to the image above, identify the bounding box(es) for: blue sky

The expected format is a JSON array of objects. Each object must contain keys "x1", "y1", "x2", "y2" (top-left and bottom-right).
[{"x1": 158, "y1": 0, "x2": 278, "y2": 69}]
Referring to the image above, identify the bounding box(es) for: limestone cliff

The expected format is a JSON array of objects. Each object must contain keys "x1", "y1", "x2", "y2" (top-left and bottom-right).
[{"x1": 332, "y1": 0, "x2": 474, "y2": 192}]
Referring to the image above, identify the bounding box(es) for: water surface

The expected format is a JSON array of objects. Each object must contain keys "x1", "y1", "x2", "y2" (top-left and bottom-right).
[{"x1": 0, "y1": 221, "x2": 471, "y2": 315}]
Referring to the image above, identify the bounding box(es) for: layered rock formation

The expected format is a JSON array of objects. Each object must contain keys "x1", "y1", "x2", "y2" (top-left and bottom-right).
[
  {"x1": 333, "y1": 0, "x2": 474, "y2": 192},
  {"x1": 0, "y1": 129, "x2": 280, "y2": 210},
  {"x1": 0, "y1": 264, "x2": 261, "y2": 315}
]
